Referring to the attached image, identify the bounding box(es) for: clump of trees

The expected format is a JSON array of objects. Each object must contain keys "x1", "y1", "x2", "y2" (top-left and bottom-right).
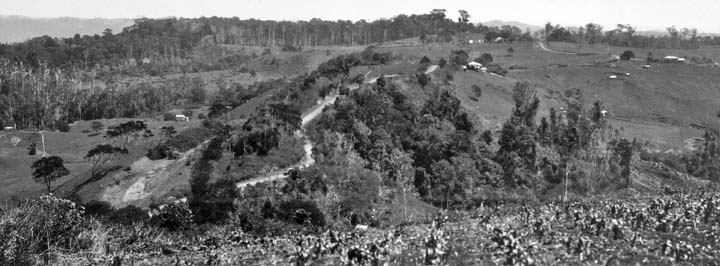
[{"x1": 86, "y1": 144, "x2": 128, "y2": 179}]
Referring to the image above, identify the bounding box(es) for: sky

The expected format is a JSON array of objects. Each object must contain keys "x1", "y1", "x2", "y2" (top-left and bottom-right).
[{"x1": 1, "y1": 0, "x2": 719, "y2": 33}]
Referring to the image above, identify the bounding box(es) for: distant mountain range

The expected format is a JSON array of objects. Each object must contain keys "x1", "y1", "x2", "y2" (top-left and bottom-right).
[
  {"x1": 481, "y1": 20, "x2": 543, "y2": 33},
  {"x1": 0, "y1": 15, "x2": 134, "y2": 43}
]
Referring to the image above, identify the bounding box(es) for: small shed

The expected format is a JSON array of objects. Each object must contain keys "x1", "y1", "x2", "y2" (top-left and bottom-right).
[{"x1": 175, "y1": 115, "x2": 189, "y2": 122}]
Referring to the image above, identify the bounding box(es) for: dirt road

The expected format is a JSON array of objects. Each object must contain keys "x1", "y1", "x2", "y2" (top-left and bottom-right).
[
  {"x1": 235, "y1": 94, "x2": 338, "y2": 188},
  {"x1": 537, "y1": 42, "x2": 577, "y2": 55}
]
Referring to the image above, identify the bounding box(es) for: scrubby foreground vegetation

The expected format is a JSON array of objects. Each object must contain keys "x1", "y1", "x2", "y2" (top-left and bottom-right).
[{"x1": 2, "y1": 189, "x2": 720, "y2": 265}]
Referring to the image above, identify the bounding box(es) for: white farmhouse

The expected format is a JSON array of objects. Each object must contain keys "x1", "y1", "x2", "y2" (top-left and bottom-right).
[{"x1": 175, "y1": 114, "x2": 189, "y2": 122}]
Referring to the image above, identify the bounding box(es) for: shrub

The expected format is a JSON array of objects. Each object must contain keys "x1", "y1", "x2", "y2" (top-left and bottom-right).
[
  {"x1": 475, "y1": 53, "x2": 494, "y2": 65},
  {"x1": 28, "y1": 142, "x2": 37, "y2": 155},
  {"x1": 198, "y1": 113, "x2": 207, "y2": 119},
  {"x1": 438, "y1": 58, "x2": 447, "y2": 68},
  {"x1": 0, "y1": 195, "x2": 90, "y2": 265},
  {"x1": 417, "y1": 73, "x2": 430, "y2": 88},
  {"x1": 83, "y1": 200, "x2": 114, "y2": 218},
  {"x1": 450, "y1": 50, "x2": 469, "y2": 66},
  {"x1": 107, "y1": 205, "x2": 149, "y2": 225},
  {"x1": 163, "y1": 113, "x2": 175, "y2": 121},
  {"x1": 481, "y1": 130, "x2": 493, "y2": 145},
  {"x1": 485, "y1": 64, "x2": 508, "y2": 76},
  {"x1": 56, "y1": 121, "x2": 70, "y2": 132},
  {"x1": 507, "y1": 47, "x2": 515, "y2": 54},
  {"x1": 420, "y1": 56, "x2": 431, "y2": 65},
  {"x1": 277, "y1": 199, "x2": 326, "y2": 227},
  {"x1": 472, "y1": 84, "x2": 482, "y2": 97},
  {"x1": 182, "y1": 110, "x2": 193, "y2": 117},
  {"x1": 620, "y1": 50, "x2": 635, "y2": 60},
  {"x1": 189, "y1": 198, "x2": 235, "y2": 224},
  {"x1": 91, "y1": 121, "x2": 104, "y2": 132},
  {"x1": 148, "y1": 200, "x2": 193, "y2": 231},
  {"x1": 146, "y1": 143, "x2": 172, "y2": 160}
]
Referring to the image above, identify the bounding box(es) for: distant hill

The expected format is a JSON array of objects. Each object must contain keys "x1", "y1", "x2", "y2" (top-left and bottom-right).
[
  {"x1": 481, "y1": 20, "x2": 542, "y2": 33},
  {"x1": 0, "y1": 15, "x2": 134, "y2": 43}
]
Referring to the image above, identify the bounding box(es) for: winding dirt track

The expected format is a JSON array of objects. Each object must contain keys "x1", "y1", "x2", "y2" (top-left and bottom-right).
[
  {"x1": 236, "y1": 65, "x2": 441, "y2": 188},
  {"x1": 235, "y1": 94, "x2": 338, "y2": 188}
]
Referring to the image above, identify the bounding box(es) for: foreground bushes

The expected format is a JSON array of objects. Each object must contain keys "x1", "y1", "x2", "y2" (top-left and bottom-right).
[{"x1": 0, "y1": 195, "x2": 90, "y2": 265}]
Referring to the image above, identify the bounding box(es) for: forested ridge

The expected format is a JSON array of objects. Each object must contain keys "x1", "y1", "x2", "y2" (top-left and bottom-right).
[{"x1": 0, "y1": 9, "x2": 520, "y2": 69}]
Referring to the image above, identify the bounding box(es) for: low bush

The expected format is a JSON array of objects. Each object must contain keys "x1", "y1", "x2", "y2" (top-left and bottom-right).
[
  {"x1": 146, "y1": 143, "x2": 172, "y2": 160},
  {"x1": 475, "y1": 53, "x2": 494, "y2": 65},
  {"x1": 148, "y1": 201, "x2": 193, "y2": 231},
  {"x1": 0, "y1": 195, "x2": 90, "y2": 265},
  {"x1": 276, "y1": 199, "x2": 326, "y2": 227},
  {"x1": 83, "y1": 200, "x2": 114, "y2": 218},
  {"x1": 620, "y1": 50, "x2": 635, "y2": 60},
  {"x1": 28, "y1": 142, "x2": 37, "y2": 155},
  {"x1": 485, "y1": 64, "x2": 507, "y2": 76},
  {"x1": 56, "y1": 121, "x2": 70, "y2": 132},
  {"x1": 163, "y1": 113, "x2": 175, "y2": 121},
  {"x1": 107, "y1": 205, "x2": 149, "y2": 225},
  {"x1": 91, "y1": 121, "x2": 104, "y2": 132}
]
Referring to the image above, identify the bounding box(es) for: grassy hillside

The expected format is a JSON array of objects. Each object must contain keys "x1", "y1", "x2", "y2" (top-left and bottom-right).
[{"x1": 370, "y1": 41, "x2": 718, "y2": 151}]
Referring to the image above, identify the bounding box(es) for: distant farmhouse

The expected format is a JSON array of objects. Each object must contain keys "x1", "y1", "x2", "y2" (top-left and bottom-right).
[
  {"x1": 175, "y1": 114, "x2": 189, "y2": 122},
  {"x1": 663, "y1": 56, "x2": 686, "y2": 63}
]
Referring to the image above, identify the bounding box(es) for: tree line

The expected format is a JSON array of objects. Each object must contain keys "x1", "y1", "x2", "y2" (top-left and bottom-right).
[
  {"x1": 0, "y1": 9, "x2": 501, "y2": 71},
  {"x1": 544, "y1": 23, "x2": 720, "y2": 49}
]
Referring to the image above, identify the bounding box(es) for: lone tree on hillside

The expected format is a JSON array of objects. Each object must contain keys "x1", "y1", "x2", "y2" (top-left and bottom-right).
[
  {"x1": 420, "y1": 56, "x2": 431, "y2": 65},
  {"x1": 86, "y1": 144, "x2": 128, "y2": 179},
  {"x1": 620, "y1": 50, "x2": 635, "y2": 61},
  {"x1": 31, "y1": 156, "x2": 69, "y2": 193}
]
